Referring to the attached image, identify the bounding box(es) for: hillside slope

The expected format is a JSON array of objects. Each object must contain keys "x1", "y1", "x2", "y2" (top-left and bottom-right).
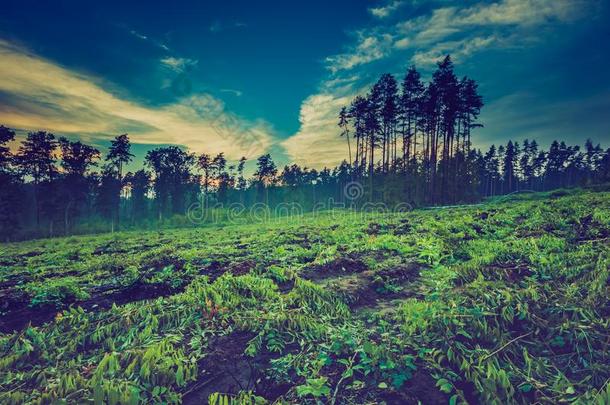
[{"x1": 1, "y1": 189, "x2": 609, "y2": 404}]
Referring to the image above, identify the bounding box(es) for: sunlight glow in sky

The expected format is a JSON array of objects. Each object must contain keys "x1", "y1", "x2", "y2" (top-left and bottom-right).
[{"x1": 1, "y1": 0, "x2": 609, "y2": 169}]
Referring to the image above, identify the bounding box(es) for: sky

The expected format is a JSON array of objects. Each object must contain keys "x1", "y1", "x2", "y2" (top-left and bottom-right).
[{"x1": 1, "y1": 0, "x2": 609, "y2": 170}]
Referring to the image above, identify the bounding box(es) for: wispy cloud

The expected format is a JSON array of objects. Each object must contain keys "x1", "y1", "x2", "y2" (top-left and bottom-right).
[
  {"x1": 369, "y1": 1, "x2": 404, "y2": 18},
  {"x1": 395, "y1": 0, "x2": 591, "y2": 64},
  {"x1": 412, "y1": 35, "x2": 498, "y2": 65},
  {"x1": 160, "y1": 57, "x2": 198, "y2": 73},
  {"x1": 209, "y1": 21, "x2": 248, "y2": 33},
  {"x1": 326, "y1": 0, "x2": 593, "y2": 73},
  {"x1": 128, "y1": 28, "x2": 170, "y2": 51},
  {"x1": 0, "y1": 39, "x2": 274, "y2": 160},
  {"x1": 220, "y1": 88, "x2": 243, "y2": 97},
  {"x1": 325, "y1": 32, "x2": 394, "y2": 73}
]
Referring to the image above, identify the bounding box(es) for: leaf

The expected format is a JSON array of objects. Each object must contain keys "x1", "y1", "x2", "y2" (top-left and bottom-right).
[
  {"x1": 436, "y1": 378, "x2": 453, "y2": 394},
  {"x1": 392, "y1": 371, "x2": 411, "y2": 389},
  {"x1": 378, "y1": 382, "x2": 388, "y2": 389},
  {"x1": 519, "y1": 384, "x2": 533, "y2": 393}
]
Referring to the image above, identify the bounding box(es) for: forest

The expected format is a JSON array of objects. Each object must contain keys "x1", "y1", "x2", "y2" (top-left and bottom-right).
[{"x1": 0, "y1": 56, "x2": 609, "y2": 241}]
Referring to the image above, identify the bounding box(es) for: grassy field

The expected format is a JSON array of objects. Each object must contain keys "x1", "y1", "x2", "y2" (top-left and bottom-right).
[{"x1": 1, "y1": 189, "x2": 609, "y2": 404}]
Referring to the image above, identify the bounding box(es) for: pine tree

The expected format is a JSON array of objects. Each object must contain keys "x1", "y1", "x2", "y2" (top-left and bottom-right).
[
  {"x1": 399, "y1": 66, "x2": 424, "y2": 170},
  {"x1": 0, "y1": 126, "x2": 21, "y2": 240},
  {"x1": 338, "y1": 107, "x2": 352, "y2": 165},
  {"x1": 16, "y1": 131, "x2": 58, "y2": 228}
]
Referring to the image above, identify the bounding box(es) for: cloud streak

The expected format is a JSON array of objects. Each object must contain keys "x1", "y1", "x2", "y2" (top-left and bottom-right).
[
  {"x1": 326, "y1": 0, "x2": 592, "y2": 73},
  {"x1": 160, "y1": 57, "x2": 198, "y2": 73},
  {"x1": 369, "y1": 1, "x2": 404, "y2": 18},
  {"x1": 128, "y1": 29, "x2": 170, "y2": 51},
  {"x1": 0, "y1": 39, "x2": 274, "y2": 160},
  {"x1": 325, "y1": 32, "x2": 394, "y2": 73}
]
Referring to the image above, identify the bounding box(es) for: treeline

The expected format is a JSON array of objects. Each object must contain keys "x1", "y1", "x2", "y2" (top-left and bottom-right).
[
  {"x1": 0, "y1": 55, "x2": 609, "y2": 240},
  {"x1": 0, "y1": 127, "x2": 356, "y2": 241},
  {"x1": 336, "y1": 56, "x2": 610, "y2": 204}
]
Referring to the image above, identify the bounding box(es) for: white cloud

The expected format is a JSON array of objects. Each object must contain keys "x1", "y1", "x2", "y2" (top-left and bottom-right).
[
  {"x1": 325, "y1": 32, "x2": 394, "y2": 73},
  {"x1": 369, "y1": 1, "x2": 404, "y2": 18},
  {"x1": 412, "y1": 35, "x2": 498, "y2": 65},
  {"x1": 129, "y1": 29, "x2": 170, "y2": 51},
  {"x1": 393, "y1": 0, "x2": 591, "y2": 64},
  {"x1": 160, "y1": 57, "x2": 198, "y2": 72},
  {"x1": 281, "y1": 93, "x2": 353, "y2": 168},
  {"x1": 220, "y1": 88, "x2": 243, "y2": 97},
  {"x1": 0, "y1": 39, "x2": 274, "y2": 160},
  {"x1": 393, "y1": 37, "x2": 410, "y2": 49},
  {"x1": 458, "y1": 0, "x2": 588, "y2": 26},
  {"x1": 129, "y1": 30, "x2": 148, "y2": 41},
  {"x1": 330, "y1": 0, "x2": 590, "y2": 72}
]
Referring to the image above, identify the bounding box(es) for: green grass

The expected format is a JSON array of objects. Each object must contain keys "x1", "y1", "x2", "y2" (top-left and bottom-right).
[{"x1": 0, "y1": 190, "x2": 609, "y2": 404}]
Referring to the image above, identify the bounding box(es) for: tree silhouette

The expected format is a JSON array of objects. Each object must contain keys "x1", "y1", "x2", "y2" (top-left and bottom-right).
[
  {"x1": 16, "y1": 131, "x2": 58, "y2": 227},
  {"x1": 125, "y1": 169, "x2": 150, "y2": 222},
  {"x1": 254, "y1": 154, "x2": 277, "y2": 204},
  {"x1": 197, "y1": 153, "x2": 212, "y2": 195},
  {"x1": 96, "y1": 164, "x2": 118, "y2": 222},
  {"x1": 103, "y1": 134, "x2": 133, "y2": 228},
  {"x1": 236, "y1": 157, "x2": 247, "y2": 191},
  {"x1": 106, "y1": 134, "x2": 134, "y2": 180},
  {"x1": 349, "y1": 95, "x2": 368, "y2": 173},
  {"x1": 399, "y1": 66, "x2": 424, "y2": 170},
  {"x1": 338, "y1": 107, "x2": 352, "y2": 165},
  {"x1": 212, "y1": 153, "x2": 227, "y2": 186},
  {"x1": 146, "y1": 146, "x2": 195, "y2": 219},
  {"x1": 0, "y1": 125, "x2": 14, "y2": 172},
  {"x1": 58, "y1": 138, "x2": 100, "y2": 232},
  {"x1": 0, "y1": 126, "x2": 20, "y2": 240}
]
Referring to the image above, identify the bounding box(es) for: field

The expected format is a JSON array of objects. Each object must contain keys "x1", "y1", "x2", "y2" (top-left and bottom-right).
[{"x1": 1, "y1": 189, "x2": 609, "y2": 404}]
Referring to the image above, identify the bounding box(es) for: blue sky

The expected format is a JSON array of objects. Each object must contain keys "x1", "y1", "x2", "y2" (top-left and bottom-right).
[{"x1": 0, "y1": 0, "x2": 609, "y2": 169}]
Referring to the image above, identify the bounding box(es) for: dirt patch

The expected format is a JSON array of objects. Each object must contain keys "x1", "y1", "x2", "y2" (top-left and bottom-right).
[
  {"x1": 324, "y1": 269, "x2": 421, "y2": 312},
  {"x1": 141, "y1": 255, "x2": 186, "y2": 275},
  {"x1": 200, "y1": 260, "x2": 257, "y2": 281},
  {"x1": 472, "y1": 223, "x2": 484, "y2": 235},
  {"x1": 378, "y1": 370, "x2": 448, "y2": 405},
  {"x1": 93, "y1": 242, "x2": 128, "y2": 255},
  {"x1": 301, "y1": 255, "x2": 368, "y2": 281},
  {"x1": 287, "y1": 232, "x2": 314, "y2": 248},
  {"x1": 277, "y1": 279, "x2": 295, "y2": 293},
  {"x1": 573, "y1": 214, "x2": 610, "y2": 242},
  {"x1": 365, "y1": 222, "x2": 383, "y2": 235},
  {"x1": 0, "y1": 287, "x2": 57, "y2": 333},
  {"x1": 82, "y1": 282, "x2": 178, "y2": 311},
  {"x1": 182, "y1": 331, "x2": 294, "y2": 404},
  {"x1": 392, "y1": 219, "x2": 412, "y2": 236},
  {"x1": 0, "y1": 282, "x2": 181, "y2": 333},
  {"x1": 377, "y1": 263, "x2": 421, "y2": 284}
]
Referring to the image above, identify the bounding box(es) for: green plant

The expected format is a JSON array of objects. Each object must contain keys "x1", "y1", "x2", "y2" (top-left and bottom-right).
[{"x1": 25, "y1": 277, "x2": 90, "y2": 307}]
